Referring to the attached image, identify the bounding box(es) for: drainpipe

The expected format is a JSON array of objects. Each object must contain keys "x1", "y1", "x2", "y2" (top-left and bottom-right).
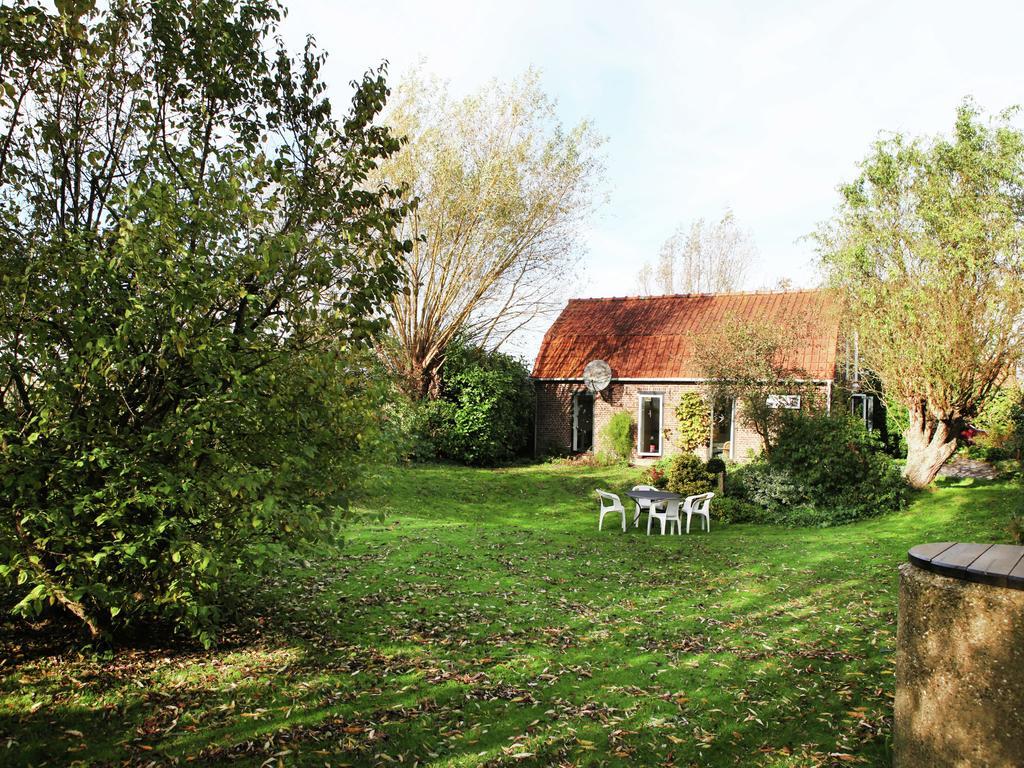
[{"x1": 853, "y1": 330, "x2": 860, "y2": 392}]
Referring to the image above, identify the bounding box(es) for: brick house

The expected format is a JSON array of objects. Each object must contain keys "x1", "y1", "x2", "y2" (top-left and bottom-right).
[{"x1": 531, "y1": 290, "x2": 844, "y2": 462}]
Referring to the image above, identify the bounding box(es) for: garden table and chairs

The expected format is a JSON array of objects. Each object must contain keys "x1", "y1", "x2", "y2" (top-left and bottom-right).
[{"x1": 605, "y1": 487, "x2": 715, "y2": 535}]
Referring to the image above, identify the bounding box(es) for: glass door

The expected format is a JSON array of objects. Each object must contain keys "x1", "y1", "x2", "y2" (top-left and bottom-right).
[{"x1": 711, "y1": 397, "x2": 734, "y2": 458}]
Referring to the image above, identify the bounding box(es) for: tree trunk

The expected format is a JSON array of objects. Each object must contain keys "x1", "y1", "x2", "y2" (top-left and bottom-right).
[{"x1": 903, "y1": 401, "x2": 961, "y2": 489}]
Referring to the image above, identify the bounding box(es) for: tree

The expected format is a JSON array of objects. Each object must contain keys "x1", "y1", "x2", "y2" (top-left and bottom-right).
[
  {"x1": 692, "y1": 310, "x2": 821, "y2": 454},
  {"x1": 636, "y1": 209, "x2": 755, "y2": 295},
  {"x1": 376, "y1": 70, "x2": 605, "y2": 397},
  {"x1": 816, "y1": 102, "x2": 1024, "y2": 488},
  {"x1": 0, "y1": 0, "x2": 411, "y2": 641}
]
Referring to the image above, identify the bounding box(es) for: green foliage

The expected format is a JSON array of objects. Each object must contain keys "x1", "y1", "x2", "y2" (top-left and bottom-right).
[
  {"x1": 0, "y1": 1, "x2": 411, "y2": 641},
  {"x1": 970, "y1": 386, "x2": 1024, "y2": 461},
  {"x1": 1, "y1": 461, "x2": 1020, "y2": 766},
  {"x1": 395, "y1": 342, "x2": 534, "y2": 466},
  {"x1": 817, "y1": 101, "x2": 1024, "y2": 487},
  {"x1": 601, "y1": 411, "x2": 634, "y2": 461},
  {"x1": 665, "y1": 453, "x2": 714, "y2": 497},
  {"x1": 435, "y1": 343, "x2": 534, "y2": 466},
  {"x1": 885, "y1": 401, "x2": 909, "y2": 458},
  {"x1": 673, "y1": 393, "x2": 711, "y2": 452},
  {"x1": 643, "y1": 460, "x2": 669, "y2": 489},
  {"x1": 711, "y1": 496, "x2": 765, "y2": 525},
  {"x1": 730, "y1": 412, "x2": 909, "y2": 525},
  {"x1": 705, "y1": 457, "x2": 727, "y2": 475},
  {"x1": 1009, "y1": 513, "x2": 1024, "y2": 545}
]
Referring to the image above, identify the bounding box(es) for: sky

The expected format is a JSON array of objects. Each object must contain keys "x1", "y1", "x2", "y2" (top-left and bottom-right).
[{"x1": 281, "y1": 0, "x2": 1024, "y2": 361}]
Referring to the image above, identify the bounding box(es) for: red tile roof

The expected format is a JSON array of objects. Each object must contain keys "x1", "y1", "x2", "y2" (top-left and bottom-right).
[{"x1": 531, "y1": 289, "x2": 840, "y2": 381}]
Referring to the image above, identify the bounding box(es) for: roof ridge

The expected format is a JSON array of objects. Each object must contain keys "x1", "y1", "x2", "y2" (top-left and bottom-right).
[{"x1": 566, "y1": 288, "x2": 825, "y2": 303}]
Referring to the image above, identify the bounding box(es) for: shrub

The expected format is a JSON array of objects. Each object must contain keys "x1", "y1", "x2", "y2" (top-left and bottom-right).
[
  {"x1": 433, "y1": 342, "x2": 534, "y2": 466},
  {"x1": 712, "y1": 497, "x2": 765, "y2": 525},
  {"x1": 769, "y1": 411, "x2": 908, "y2": 522},
  {"x1": 602, "y1": 411, "x2": 634, "y2": 461},
  {"x1": 665, "y1": 453, "x2": 714, "y2": 497},
  {"x1": 730, "y1": 461, "x2": 804, "y2": 510},
  {"x1": 1009, "y1": 513, "x2": 1024, "y2": 545},
  {"x1": 728, "y1": 412, "x2": 909, "y2": 526},
  {"x1": 674, "y1": 393, "x2": 711, "y2": 452},
  {"x1": 976, "y1": 387, "x2": 1022, "y2": 446},
  {"x1": 706, "y1": 457, "x2": 727, "y2": 475},
  {"x1": 643, "y1": 459, "x2": 670, "y2": 489}
]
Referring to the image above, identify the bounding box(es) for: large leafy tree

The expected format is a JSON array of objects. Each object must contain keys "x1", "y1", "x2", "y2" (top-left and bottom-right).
[
  {"x1": 817, "y1": 103, "x2": 1024, "y2": 488},
  {"x1": 376, "y1": 70, "x2": 604, "y2": 397},
  {"x1": 0, "y1": 0, "x2": 411, "y2": 641}
]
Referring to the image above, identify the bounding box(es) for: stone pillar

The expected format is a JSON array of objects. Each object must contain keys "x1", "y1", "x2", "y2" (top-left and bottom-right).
[{"x1": 895, "y1": 562, "x2": 1024, "y2": 767}]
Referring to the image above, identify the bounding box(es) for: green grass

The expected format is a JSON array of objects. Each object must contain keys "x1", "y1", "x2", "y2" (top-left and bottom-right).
[{"x1": 1, "y1": 462, "x2": 1019, "y2": 767}]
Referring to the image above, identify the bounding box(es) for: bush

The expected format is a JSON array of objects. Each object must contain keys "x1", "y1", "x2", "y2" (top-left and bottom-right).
[
  {"x1": 712, "y1": 497, "x2": 765, "y2": 525},
  {"x1": 705, "y1": 457, "x2": 727, "y2": 475},
  {"x1": 425, "y1": 342, "x2": 534, "y2": 466},
  {"x1": 1010, "y1": 513, "x2": 1024, "y2": 545},
  {"x1": 602, "y1": 411, "x2": 634, "y2": 461},
  {"x1": 643, "y1": 458, "x2": 670, "y2": 489},
  {"x1": 728, "y1": 412, "x2": 909, "y2": 526},
  {"x1": 770, "y1": 411, "x2": 908, "y2": 522},
  {"x1": 665, "y1": 453, "x2": 714, "y2": 497}
]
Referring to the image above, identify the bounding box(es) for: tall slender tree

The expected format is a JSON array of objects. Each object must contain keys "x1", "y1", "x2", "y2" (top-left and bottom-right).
[
  {"x1": 636, "y1": 209, "x2": 755, "y2": 295},
  {"x1": 376, "y1": 70, "x2": 604, "y2": 397}
]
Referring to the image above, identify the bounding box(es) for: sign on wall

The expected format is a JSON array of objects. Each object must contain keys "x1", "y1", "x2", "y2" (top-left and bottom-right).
[{"x1": 767, "y1": 394, "x2": 801, "y2": 410}]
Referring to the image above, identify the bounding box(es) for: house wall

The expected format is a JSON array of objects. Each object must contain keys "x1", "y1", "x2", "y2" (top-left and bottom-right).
[{"x1": 535, "y1": 380, "x2": 831, "y2": 462}]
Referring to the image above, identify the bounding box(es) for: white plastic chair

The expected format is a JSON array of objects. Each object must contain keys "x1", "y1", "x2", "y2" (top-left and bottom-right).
[
  {"x1": 595, "y1": 490, "x2": 626, "y2": 532},
  {"x1": 685, "y1": 492, "x2": 715, "y2": 533},
  {"x1": 648, "y1": 498, "x2": 682, "y2": 535},
  {"x1": 630, "y1": 484, "x2": 664, "y2": 528}
]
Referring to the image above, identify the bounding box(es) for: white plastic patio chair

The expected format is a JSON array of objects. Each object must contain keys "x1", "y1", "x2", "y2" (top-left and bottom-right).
[
  {"x1": 595, "y1": 490, "x2": 626, "y2": 532},
  {"x1": 648, "y1": 498, "x2": 682, "y2": 535},
  {"x1": 631, "y1": 484, "x2": 664, "y2": 528},
  {"x1": 685, "y1": 492, "x2": 715, "y2": 533}
]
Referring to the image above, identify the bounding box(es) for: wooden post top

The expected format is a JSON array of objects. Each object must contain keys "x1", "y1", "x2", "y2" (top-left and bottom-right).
[{"x1": 908, "y1": 542, "x2": 1024, "y2": 590}]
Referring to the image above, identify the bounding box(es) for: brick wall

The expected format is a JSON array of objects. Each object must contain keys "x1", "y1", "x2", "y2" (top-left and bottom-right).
[{"x1": 535, "y1": 380, "x2": 832, "y2": 462}]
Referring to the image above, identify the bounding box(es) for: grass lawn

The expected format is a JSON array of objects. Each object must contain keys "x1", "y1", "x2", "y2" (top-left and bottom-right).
[{"x1": 1, "y1": 461, "x2": 1019, "y2": 767}]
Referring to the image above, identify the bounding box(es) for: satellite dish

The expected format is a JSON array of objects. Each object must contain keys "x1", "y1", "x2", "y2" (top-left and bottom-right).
[{"x1": 583, "y1": 360, "x2": 612, "y2": 393}]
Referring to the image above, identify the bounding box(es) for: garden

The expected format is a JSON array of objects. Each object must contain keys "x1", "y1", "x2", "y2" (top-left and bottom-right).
[
  {"x1": 4, "y1": 2, "x2": 1024, "y2": 767},
  {"x1": 2, "y1": 462, "x2": 1020, "y2": 767}
]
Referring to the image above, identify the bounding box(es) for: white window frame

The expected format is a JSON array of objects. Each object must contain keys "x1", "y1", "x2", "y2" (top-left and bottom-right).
[
  {"x1": 709, "y1": 398, "x2": 736, "y2": 461},
  {"x1": 637, "y1": 393, "x2": 664, "y2": 457}
]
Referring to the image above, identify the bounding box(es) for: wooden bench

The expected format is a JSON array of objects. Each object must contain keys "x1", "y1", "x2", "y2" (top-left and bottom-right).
[{"x1": 908, "y1": 542, "x2": 1024, "y2": 590}]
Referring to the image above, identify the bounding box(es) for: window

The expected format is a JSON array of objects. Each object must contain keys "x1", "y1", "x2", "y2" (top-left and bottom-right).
[
  {"x1": 710, "y1": 396, "x2": 735, "y2": 459},
  {"x1": 851, "y1": 393, "x2": 875, "y2": 431},
  {"x1": 637, "y1": 394, "x2": 663, "y2": 456}
]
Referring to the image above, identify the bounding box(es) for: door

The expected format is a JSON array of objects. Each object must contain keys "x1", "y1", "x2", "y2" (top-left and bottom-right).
[
  {"x1": 573, "y1": 392, "x2": 594, "y2": 453},
  {"x1": 711, "y1": 396, "x2": 734, "y2": 458}
]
